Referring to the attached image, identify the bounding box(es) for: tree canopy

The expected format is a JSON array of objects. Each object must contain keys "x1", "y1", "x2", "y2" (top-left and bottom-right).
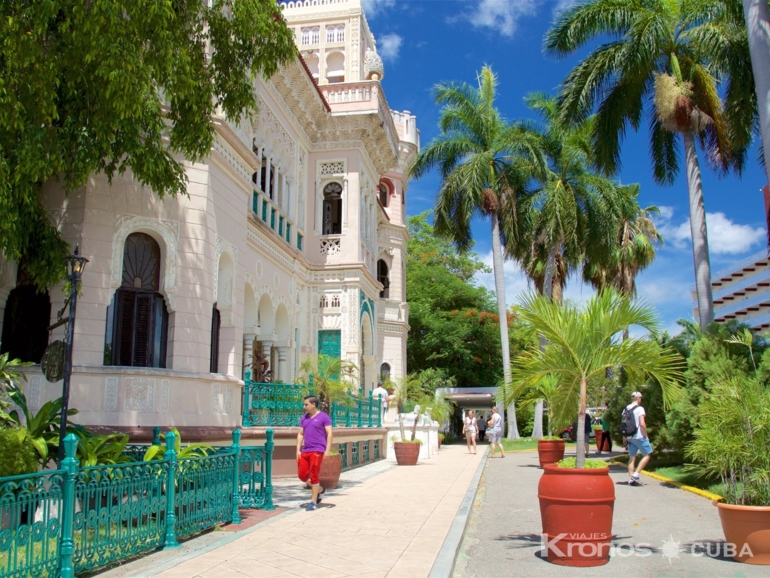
[
  {"x1": 406, "y1": 212, "x2": 528, "y2": 388},
  {"x1": 0, "y1": 0, "x2": 296, "y2": 288}
]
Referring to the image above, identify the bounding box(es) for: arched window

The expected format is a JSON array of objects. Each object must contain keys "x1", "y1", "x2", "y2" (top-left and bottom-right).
[
  {"x1": 105, "y1": 233, "x2": 168, "y2": 367},
  {"x1": 331, "y1": 294, "x2": 340, "y2": 307},
  {"x1": 379, "y1": 183, "x2": 389, "y2": 208},
  {"x1": 377, "y1": 260, "x2": 390, "y2": 299},
  {"x1": 380, "y1": 363, "x2": 391, "y2": 384},
  {"x1": 0, "y1": 267, "x2": 51, "y2": 363},
  {"x1": 319, "y1": 295, "x2": 329, "y2": 308},
  {"x1": 323, "y1": 182, "x2": 342, "y2": 235}
]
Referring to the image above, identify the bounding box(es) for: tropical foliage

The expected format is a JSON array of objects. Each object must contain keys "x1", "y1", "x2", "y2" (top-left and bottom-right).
[
  {"x1": 406, "y1": 213, "x2": 528, "y2": 388},
  {"x1": 143, "y1": 427, "x2": 214, "y2": 461},
  {"x1": 0, "y1": 351, "x2": 31, "y2": 425},
  {"x1": 0, "y1": 427, "x2": 39, "y2": 477},
  {"x1": 410, "y1": 66, "x2": 547, "y2": 438},
  {"x1": 546, "y1": 0, "x2": 755, "y2": 330},
  {"x1": 0, "y1": 0, "x2": 296, "y2": 289},
  {"x1": 297, "y1": 354, "x2": 359, "y2": 414},
  {"x1": 501, "y1": 289, "x2": 684, "y2": 467}
]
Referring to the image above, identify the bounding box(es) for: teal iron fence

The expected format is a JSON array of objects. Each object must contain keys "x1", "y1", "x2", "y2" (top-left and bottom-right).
[
  {"x1": 242, "y1": 371, "x2": 383, "y2": 429},
  {"x1": 0, "y1": 428, "x2": 273, "y2": 578}
]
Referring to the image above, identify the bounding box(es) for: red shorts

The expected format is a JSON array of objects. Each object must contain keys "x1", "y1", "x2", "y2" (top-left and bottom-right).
[{"x1": 298, "y1": 452, "x2": 324, "y2": 486}]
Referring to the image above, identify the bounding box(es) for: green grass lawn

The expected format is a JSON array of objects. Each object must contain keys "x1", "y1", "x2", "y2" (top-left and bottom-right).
[
  {"x1": 610, "y1": 455, "x2": 725, "y2": 497},
  {"x1": 499, "y1": 438, "x2": 578, "y2": 452}
]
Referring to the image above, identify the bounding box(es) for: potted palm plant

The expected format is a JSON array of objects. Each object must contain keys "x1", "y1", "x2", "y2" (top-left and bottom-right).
[
  {"x1": 687, "y1": 373, "x2": 770, "y2": 565},
  {"x1": 389, "y1": 374, "x2": 428, "y2": 465},
  {"x1": 512, "y1": 375, "x2": 569, "y2": 467},
  {"x1": 501, "y1": 290, "x2": 683, "y2": 566}
]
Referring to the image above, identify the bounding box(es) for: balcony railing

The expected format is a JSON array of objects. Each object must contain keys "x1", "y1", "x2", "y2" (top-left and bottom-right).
[
  {"x1": 252, "y1": 188, "x2": 303, "y2": 251},
  {"x1": 318, "y1": 81, "x2": 399, "y2": 154},
  {"x1": 242, "y1": 370, "x2": 383, "y2": 428}
]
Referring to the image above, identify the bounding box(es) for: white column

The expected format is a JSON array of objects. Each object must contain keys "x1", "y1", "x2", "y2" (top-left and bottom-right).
[
  {"x1": 277, "y1": 346, "x2": 289, "y2": 383},
  {"x1": 362, "y1": 355, "x2": 375, "y2": 395},
  {"x1": 243, "y1": 333, "x2": 256, "y2": 378}
]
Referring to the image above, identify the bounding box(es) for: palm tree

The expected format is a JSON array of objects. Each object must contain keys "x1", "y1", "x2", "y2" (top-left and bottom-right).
[
  {"x1": 742, "y1": 0, "x2": 770, "y2": 190},
  {"x1": 410, "y1": 66, "x2": 545, "y2": 439},
  {"x1": 297, "y1": 354, "x2": 358, "y2": 415},
  {"x1": 545, "y1": 0, "x2": 755, "y2": 331},
  {"x1": 512, "y1": 93, "x2": 625, "y2": 305},
  {"x1": 500, "y1": 289, "x2": 684, "y2": 467},
  {"x1": 583, "y1": 185, "x2": 663, "y2": 298}
]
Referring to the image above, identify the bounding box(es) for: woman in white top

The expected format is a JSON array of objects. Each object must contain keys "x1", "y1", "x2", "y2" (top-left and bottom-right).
[{"x1": 462, "y1": 410, "x2": 478, "y2": 454}]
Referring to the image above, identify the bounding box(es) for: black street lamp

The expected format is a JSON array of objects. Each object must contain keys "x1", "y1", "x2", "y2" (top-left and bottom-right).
[{"x1": 57, "y1": 244, "x2": 88, "y2": 465}]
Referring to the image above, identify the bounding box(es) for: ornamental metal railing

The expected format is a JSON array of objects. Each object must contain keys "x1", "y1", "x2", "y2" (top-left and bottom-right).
[
  {"x1": 242, "y1": 370, "x2": 383, "y2": 428},
  {"x1": 0, "y1": 429, "x2": 273, "y2": 578}
]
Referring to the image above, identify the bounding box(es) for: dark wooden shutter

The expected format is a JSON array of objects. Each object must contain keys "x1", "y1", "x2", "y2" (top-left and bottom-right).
[
  {"x1": 210, "y1": 306, "x2": 220, "y2": 373},
  {"x1": 132, "y1": 294, "x2": 155, "y2": 367}
]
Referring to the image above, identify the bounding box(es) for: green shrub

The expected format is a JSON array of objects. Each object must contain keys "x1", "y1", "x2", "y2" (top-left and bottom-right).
[
  {"x1": 0, "y1": 428, "x2": 39, "y2": 477},
  {"x1": 557, "y1": 457, "x2": 607, "y2": 469}
]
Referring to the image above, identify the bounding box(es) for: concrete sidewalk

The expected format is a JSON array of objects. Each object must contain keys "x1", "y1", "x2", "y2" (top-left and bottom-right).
[
  {"x1": 96, "y1": 444, "x2": 485, "y2": 578},
  {"x1": 455, "y1": 448, "x2": 768, "y2": 578}
]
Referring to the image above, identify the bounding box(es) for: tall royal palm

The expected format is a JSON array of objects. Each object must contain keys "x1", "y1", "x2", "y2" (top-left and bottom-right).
[
  {"x1": 546, "y1": 0, "x2": 754, "y2": 330},
  {"x1": 742, "y1": 0, "x2": 770, "y2": 191},
  {"x1": 583, "y1": 184, "x2": 663, "y2": 298},
  {"x1": 514, "y1": 93, "x2": 624, "y2": 304},
  {"x1": 410, "y1": 66, "x2": 543, "y2": 439}
]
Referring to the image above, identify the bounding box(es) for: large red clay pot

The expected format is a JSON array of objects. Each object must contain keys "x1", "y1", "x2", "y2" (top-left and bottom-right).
[
  {"x1": 716, "y1": 501, "x2": 770, "y2": 564},
  {"x1": 318, "y1": 453, "x2": 342, "y2": 489},
  {"x1": 537, "y1": 439, "x2": 565, "y2": 468},
  {"x1": 538, "y1": 463, "x2": 615, "y2": 567},
  {"x1": 393, "y1": 442, "x2": 420, "y2": 465}
]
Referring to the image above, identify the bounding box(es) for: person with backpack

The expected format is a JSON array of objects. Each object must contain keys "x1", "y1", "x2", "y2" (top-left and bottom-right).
[{"x1": 620, "y1": 391, "x2": 652, "y2": 486}]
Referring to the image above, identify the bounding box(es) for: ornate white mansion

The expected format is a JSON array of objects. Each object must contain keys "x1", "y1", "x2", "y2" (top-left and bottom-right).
[{"x1": 1, "y1": 0, "x2": 417, "y2": 433}]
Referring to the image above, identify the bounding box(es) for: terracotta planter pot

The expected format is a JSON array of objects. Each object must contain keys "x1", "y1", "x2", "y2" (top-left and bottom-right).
[
  {"x1": 537, "y1": 439, "x2": 565, "y2": 468},
  {"x1": 538, "y1": 463, "x2": 615, "y2": 567},
  {"x1": 393, "y1": 442, "x2": 420, "y2": 465},
  {"x1": 716, "y1": 501, "x2": 770, "y2": 564},
  {"x1": 318, "y1": 453, "x2": 342, "y2": 489}
]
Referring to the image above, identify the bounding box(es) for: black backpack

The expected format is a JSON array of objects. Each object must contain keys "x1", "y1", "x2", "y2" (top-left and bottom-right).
[{"x1": 619, "y1": 405, "x2": 640, "y2": 437}]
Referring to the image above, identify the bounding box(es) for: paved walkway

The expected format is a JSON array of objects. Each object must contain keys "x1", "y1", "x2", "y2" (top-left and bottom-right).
[
  {"x1": 96, "y1": 445, "x2": 484, "y2": 578},
  {"x1": 455, "y1": 448, "x2": 768, "y2": 578}
]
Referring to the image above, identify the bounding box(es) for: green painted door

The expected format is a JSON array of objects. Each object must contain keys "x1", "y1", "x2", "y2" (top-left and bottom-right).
[{"x1": 318, "y1": 330, "x2": 341, "y2": 359}]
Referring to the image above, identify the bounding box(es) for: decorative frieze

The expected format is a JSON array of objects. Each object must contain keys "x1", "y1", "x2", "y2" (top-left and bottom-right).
[
  {"x1": 124, "y1": 378, "x2": 156, "y2": 412},
  {"x1": 320, "y1": 238, "x2": 341, "y2": 255},
  {"x1": 104, "y1": 377, "x2": 119, "y2": 412}
]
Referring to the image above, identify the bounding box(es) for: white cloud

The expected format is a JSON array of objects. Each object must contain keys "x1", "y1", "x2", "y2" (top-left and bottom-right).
[
  {"x1": 361, "y1": 0, "x2": 395, "y2": 17},
  {"x1": 462, "y1": 0, "x2": 538, "y2": 37},
  {"x1": 378, "y1": 33, "x2": 402, "y2": 62},
  {"x1": 552, "y1": 0, "x2": 578, "y2": 15},
  {"x1": 656, "y1": 209, "x2": 765, "y2": 255}
]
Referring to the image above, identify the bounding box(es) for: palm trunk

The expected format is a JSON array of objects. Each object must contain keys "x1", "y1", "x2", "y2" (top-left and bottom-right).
[
  {"x1": 531, "y1": 246, "x2": 559, "y2": 440},
  {"x1": 491, "y1": 212, "x2": 519, "y2": 438},
  {"x1": 576, "y1": 377, "x2": 588, "y2": 468},
  {"x1": 683, "y1": 131, "x2": 714, "y2": 330},
  {"x1": 743, "y1": 0, "x2": 770, "y2": 193}
]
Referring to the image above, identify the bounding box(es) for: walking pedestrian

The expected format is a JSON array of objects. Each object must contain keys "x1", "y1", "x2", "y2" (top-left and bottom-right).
[
  {"x1": 477, "y1": 415, "x2": 486, "y2": 442},
  {"x1": 623, "y1": 391, "x2": 652, "y2": 486},
  {"x1": 597, "y1": 413, "x2": 612, "y2": 454},
  {"x1": 583, "y1": 411, "x2": 592, "y2": 456},
  {"x1": 486, "y1": 407, "x2": 505, "y2": 458},
  {"x1": 297, "y1": 395, "x2": 333, "y2": 511},
  {"x1": 462, "y1": 410, "x2": 478, "y2": 454}
]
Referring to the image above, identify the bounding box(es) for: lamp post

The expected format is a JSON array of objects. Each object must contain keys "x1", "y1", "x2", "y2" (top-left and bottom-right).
[{"x1": 57, "y1": 245, "x2": 88, "y2": 466}]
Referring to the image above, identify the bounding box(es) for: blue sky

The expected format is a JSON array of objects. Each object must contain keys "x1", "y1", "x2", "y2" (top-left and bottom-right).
[{"x1": 364, "y1": 0, "x2": 768, "y2": 333}]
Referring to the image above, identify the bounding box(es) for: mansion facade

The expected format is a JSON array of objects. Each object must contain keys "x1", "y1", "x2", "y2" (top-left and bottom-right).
[{"x1": 0, "y1": 0, "x2": 417, "y2": 432}]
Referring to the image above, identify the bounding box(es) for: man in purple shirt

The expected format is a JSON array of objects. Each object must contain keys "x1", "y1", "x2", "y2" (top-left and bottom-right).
[{"x1": 297, "y1": 395, "x2": 333, "y2": 511}]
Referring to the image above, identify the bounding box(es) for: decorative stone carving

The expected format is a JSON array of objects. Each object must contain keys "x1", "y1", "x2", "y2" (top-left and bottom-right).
[
  {"x1": 160, "y1": 380, "x2": 170, "y2": 412},
  {"x1": 111, "y1": 216, "x2": 179, "y2": 311},
  {"x1": 273, "y1": 272, "x2": 280, "y2": 289},
  {"x1": 27, "y1": 376, "x2": 42, "y2": 412},
  {"x1": 256, "y1": 261, "x2": 263, "y2": 278},
  {"x1": 212, "y1": 383, "x2": 221, "y2": 414},
  {"x1": 364, "y1": 48, "x2": 384, "y2": 80},
  {"x1": 320, "y1": 161, "x2": 345, "y2": 175},
  {"x1": 320, "y1": 238, "x2": 341, "y2": 255},
  {"x1": 104, "y1": 377, "x2": 119, "y2": 412},
  {"x1": 124, "y1": 378, "x2": 156, "y2": 412},
  {"x1": 223, "y1": 385, "x2": 234, "y2": 414}
]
